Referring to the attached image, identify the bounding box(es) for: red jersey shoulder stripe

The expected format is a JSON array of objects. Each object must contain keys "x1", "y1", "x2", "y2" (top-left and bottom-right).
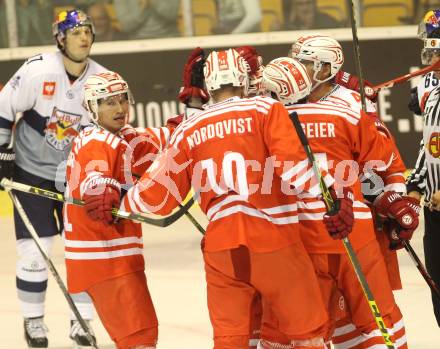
[{"x1": 287, "y1": 103, "x2": 360, "y2": 125}]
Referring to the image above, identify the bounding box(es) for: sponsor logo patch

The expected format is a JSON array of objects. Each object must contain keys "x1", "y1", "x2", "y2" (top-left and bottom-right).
[
  {"x1": 402, "y1": 214, "x2": 413, "y2": 226},
  {"x1": 45, "y1": 107, "x2": 81, "y2": 150},
  {"x1": 428, "y1": 132, "x2": 440, "y2": 158},
  {"x1": 43, "y1": 81, "x2": 56, "y2": 97}
]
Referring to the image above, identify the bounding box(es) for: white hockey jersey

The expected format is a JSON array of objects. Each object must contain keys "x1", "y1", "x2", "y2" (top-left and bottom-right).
[
  {"x1": 0, "y1": 51, "x2": 106, "y2": 181},
  {"x1": 319, "y1": 83, "x2": 377, "y2": 114}
]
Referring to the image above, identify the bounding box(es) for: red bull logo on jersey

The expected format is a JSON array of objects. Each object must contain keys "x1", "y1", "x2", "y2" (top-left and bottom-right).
[
  {"x1": 45, "y1": 107, "x2": 81, "y2": 151},
  {"x1": 428, "y1": 132, "x2": 440, "y2": 158}
]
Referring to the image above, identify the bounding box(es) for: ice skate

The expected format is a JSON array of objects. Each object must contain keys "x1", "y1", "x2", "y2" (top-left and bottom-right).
[
  {"x1": 69, "y1": 320, "x2": 96, "y2": 349},
  {"x1": 24, "y1": 316, "x2": 49, "y2": 348}
]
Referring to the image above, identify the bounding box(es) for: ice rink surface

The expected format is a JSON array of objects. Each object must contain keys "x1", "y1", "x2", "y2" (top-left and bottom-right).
[{"x1": 1, "y1": 204, "x2": 439, "y2": 348}]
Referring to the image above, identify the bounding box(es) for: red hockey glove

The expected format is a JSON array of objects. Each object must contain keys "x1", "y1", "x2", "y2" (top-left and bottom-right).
[
  {"x1": 383, "y1": 219, "x2": 413, "y2": 250},
  {"x1": 323, "y1": 187, "x2": 355, "y2": 240},
  {"x1": 236, "y1": 45, "x2": 264, "y2": 95},
  {"x1": 83, "y1": 177, "x2": 121, "y2": 225},
  {"x1": 116, "y1": 124, "x2": 137, "y2": 142},
  {"x1": 335, "y1": 70, "x2": 378, "y2": 102},
  {"x1": 236, "y1": 45, "x2": 262, "y2": 75},
  {"x1": 178, "y1": 47, "x2": 209, "y2": 106},
  {"x1": 374, "y1": 192, "x2": 420, "y2": 249},
  {"x1": 166, "y1": 113, "x2": 184, "y2": 130},
  {"x1": 383, "y1": 195, "x2": 419, "y2": 250}
]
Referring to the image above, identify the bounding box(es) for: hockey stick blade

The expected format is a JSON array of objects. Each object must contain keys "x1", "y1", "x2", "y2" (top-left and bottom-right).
[
  {"x1": 1, "y1": 178, "x2": 193, "y2": 228},
  {"x1": 373, "y1": 60, "x2": 440, "y2": 91},
  {"x1": 288, "y1": 111, "x2": 395, "y2": 349}
]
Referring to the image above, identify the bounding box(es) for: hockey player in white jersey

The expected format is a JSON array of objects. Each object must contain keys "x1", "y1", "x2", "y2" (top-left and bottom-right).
[{"x1": 0, "y1": 9, "x2": 106, "y2": 349}]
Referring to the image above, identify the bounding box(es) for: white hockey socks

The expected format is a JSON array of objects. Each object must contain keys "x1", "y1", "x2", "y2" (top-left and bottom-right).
[
  {"x1": 70, "y1": 292, "x2": 95, "y2": 321},
  {"x1": 16, "y1": 237, "x2": 54, "y2": 318}
]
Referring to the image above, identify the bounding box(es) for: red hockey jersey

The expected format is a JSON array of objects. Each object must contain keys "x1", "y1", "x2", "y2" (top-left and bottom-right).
[
  {"x1": 64, "y1": 124, "x2": 168, "y2": 292},
  {"x1": 322, "y1": 84, "x2": 406, "y2": 193},
  {"x1": 122, "y1": 96, "x2": 333, "y2": 253},
  {"x1": 286, "y1": 101, "x2": 399, "y2": 253}
]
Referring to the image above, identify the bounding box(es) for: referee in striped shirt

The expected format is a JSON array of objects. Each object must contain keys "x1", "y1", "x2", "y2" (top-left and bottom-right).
[{"x1": 407, "y1": 85, "x2": 440, "y2": 327}]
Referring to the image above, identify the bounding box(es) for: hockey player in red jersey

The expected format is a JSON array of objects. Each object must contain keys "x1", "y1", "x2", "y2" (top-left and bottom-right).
[
  {"x1": 175, "y1": 45, "x2": 266, "y2": 348},
  {"x1": 119, "y1": 48, "x2": 331, "y2": 349},
  {"x1": 64, "y1": 71, "x2": 170, "y2": 349},
  {"x1": 261, "y1": 57, "x2": 419, "y2": 349},
  {"x1": 288, "y1": 34, "x2": 420, "y2": 348}
]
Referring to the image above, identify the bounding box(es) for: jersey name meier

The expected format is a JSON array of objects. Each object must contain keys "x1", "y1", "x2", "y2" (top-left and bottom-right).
[
  {"x1": 186, "y1": 117, "x2": 253, "y2": 149},
  {"x1": 301, "y1": 122, "x2": 336, "y2": 139}
]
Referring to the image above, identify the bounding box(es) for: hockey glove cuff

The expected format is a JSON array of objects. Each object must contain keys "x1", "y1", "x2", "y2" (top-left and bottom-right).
[
  {"x1": 334, "y1": 70, "x2": 378, "y2": 102},
  {"x1": 374, "y1": 191, "x2": 420, "y2": 229},
  {"x1": 0, "y1": 144, "x2": 15, "y2": 190}
]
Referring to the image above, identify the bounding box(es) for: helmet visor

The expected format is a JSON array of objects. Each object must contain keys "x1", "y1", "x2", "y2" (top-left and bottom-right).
[
  {"x1": 421, "y1": 48, "x2": 440, "y2": 65},
  {"x1": 422, "y1": 38, "x2": 440, "y2": 65}
]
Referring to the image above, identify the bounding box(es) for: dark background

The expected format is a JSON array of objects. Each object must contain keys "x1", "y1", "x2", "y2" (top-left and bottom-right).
[{"x1": 0, "y1": 38, "x2": 424, "y2": 165}]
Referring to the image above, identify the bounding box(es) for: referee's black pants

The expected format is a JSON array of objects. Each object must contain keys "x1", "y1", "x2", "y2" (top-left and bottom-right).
[{"x1": 423, "y1": 207, "x2": 440, "y2": 327}]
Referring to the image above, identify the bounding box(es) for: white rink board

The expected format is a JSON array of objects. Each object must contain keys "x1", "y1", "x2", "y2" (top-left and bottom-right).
[{"x1": 0, "y1": 206, "x2": 439, "y2": 348}]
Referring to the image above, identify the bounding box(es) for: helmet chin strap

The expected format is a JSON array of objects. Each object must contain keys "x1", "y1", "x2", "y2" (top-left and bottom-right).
[
  {"x1": 90, "y1": 111, "x2": 99, "y2": 123},
  {"x1": 311, "y1": 61, "x2": 333, "y2": 91}
]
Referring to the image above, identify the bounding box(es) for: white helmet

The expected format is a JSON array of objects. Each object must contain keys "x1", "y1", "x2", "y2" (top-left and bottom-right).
[
  {"x1": 84, "y1": 71, "x2": 134, "y2": 122},
  {"x1": 290, "y1": 34, "x2": 344, "y2": 84},
  {"x1": 204, "y1": 48, "x2": 249, "y2": 96},
  {"x1": 262, "y1": 57, "x2": 312, "y2": 105}
]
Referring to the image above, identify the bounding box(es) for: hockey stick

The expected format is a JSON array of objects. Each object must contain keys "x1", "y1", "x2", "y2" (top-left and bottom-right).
[
  {"x1": 1, "y1": 178, "x2": 194, "y2": 228},
  {"x1": 347, "y1": 0, "x2": 367, "y2": 112},
  {"x1": 372, "y1": 60, "x2": 440, "y2": 91},
  {"x1": 179, "y1": 202, "x2": 205, "y2": 234},
  {"x1": 132, "y1": 173, "x2": 206, "y2": 234},
  {"x1": 403, "y1": 240, "x2": 440, "y2": 300},
  {"x1": 288, "y1": 111, "x2": 395, "y2": 349},
  {"x1": 6, "y1": 190, "x2": 98, "y2": 349}
]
